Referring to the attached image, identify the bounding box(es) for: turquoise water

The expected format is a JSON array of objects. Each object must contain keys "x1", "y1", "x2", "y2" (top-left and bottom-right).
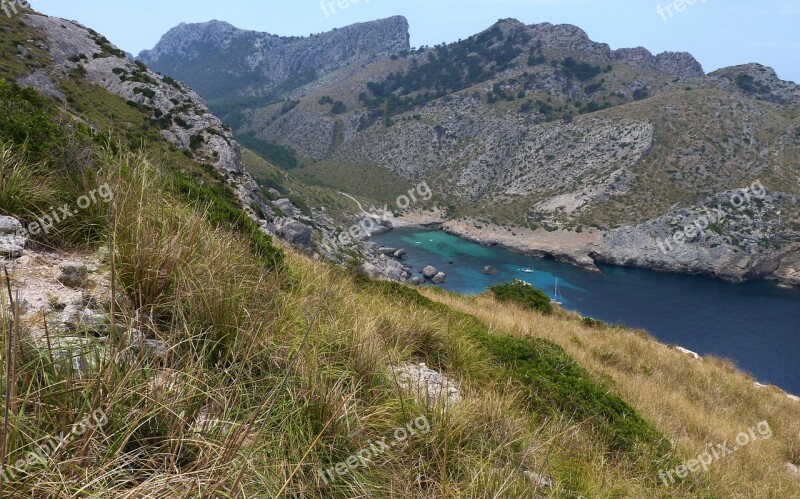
[{"x1": 373, "y1": 227, "x2": 800, "y2": 394}]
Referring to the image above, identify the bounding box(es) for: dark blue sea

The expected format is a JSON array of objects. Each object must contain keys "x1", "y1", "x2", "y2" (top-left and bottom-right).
[{"x1": 373, "y1": 227, "x2": 800, "y2": 394}]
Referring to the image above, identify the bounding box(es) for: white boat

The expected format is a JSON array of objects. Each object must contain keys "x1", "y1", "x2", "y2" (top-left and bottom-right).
[
  {"x1": 551, "y1": 278, "x2": 563, "y2": 305},
  {"x1": 519, "y1": 258, "x2": 535, "y2": 273}
]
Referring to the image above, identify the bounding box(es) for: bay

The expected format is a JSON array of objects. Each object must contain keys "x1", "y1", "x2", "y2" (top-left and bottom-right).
[{"x1": 373, "y1": 227, "x2": 800, "y2": 394}]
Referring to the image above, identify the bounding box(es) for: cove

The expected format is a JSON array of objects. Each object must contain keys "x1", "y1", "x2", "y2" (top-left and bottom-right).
[{"x1": 372, "y1": 227, "x2": 800, "y2": 395}]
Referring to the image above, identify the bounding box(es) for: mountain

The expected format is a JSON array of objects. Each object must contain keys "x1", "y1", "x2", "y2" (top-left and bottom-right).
[
  {"x1": 2, "y1": 8, "x2": 800, "y2": 497},
  {"x1": 138, "y1": 16, "x2": 410, "y2": 101},
  {"x1": 143, "y1": 17, "x2": 800, "y2": 285}
]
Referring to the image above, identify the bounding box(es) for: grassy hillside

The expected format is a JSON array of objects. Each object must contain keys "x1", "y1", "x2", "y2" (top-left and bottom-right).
[{"x1": 1, "y1": 73, "x2": 799, "y2": 497}]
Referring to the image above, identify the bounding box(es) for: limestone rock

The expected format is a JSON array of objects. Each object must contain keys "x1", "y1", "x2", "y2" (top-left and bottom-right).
[
  {"x1": 422, "y1": 266, "x2": 438, "y2": 279},
  {"x1": 0, "y1": 215, "x2": 22, "y2": 234},
  {"x1": 57, "y1": 261, "x2": 88, "y2": 288},
  {"x1": 273, "y1": 198, "x2": 297, "y2": 216},
  {"x1": 0, "y1": 216, "x2": 25, "y2": 259},
  {"x1": 431, "y1": 272, "x2": 446, "y2": 284},
  {"x1": 675, "y1": 346, "x2": 701, "y2": 360},
  {"x1": 392, "y1": 362, "x2": 461, "y2": 408},
  {"x1": 278, "y1": 221, "x2": 313, "y2": 248}
]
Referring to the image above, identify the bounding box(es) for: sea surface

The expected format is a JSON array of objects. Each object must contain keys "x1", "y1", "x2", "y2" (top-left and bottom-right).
[{"x1": 373, "y1": 227, "x2": 800, "y2": 394}]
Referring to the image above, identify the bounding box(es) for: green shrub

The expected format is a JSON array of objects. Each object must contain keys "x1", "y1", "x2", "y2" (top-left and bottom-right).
[
  {"x1": 133, "y1": 86, "x2": 156, "y2": 99},
  {"x1": 580, "y1": 317, "x2": 607, "y2": 328},
  {"x1": 471, "y1": 328, "x2": 670, "y2": 458},
  {"x1": 237, "y1": 134, "x2": 298, "y2": 170},
  {"x1": 633, "y1": 87, "x2": 650, "y2": 100},
  {"x1": 189, "y1": 134, "x2": 204, "y2": 151},
  {"x1": 0, "y1": 78, "x2": 64, "y2": 159},
  {"x1": 488, "y1": 280, "x2": 553, "y2": 315},
  {"x1": 330, "y1": 101, "x2": 347, "y2": 114}
]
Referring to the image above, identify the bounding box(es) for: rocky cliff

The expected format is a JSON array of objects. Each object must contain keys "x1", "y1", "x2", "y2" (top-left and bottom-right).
[{"x1": 138, "y1": 16, "x2": 411, "y2": 100}]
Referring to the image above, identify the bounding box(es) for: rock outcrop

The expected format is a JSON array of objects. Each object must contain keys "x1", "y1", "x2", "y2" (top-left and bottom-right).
[
  {"x1": 0, "y1": 216, "x2": 25, "y2": 259},
  {"x1": 392, "y1": 362, "x2": 461, "y2": 409},
  {"x1": 612, "y1": 47, "x2": 704, "y2": 78}
]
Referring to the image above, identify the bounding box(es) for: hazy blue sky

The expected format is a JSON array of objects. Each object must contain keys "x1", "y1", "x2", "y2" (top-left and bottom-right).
[{"x1": 31, "y1": 0, "x2": 800, "y2": 82}]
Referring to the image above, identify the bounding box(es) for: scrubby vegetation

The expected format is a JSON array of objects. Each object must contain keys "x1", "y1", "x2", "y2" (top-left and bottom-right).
[
  {"x1": 236, "y1": 133, "x2": 299, "y2": 170},
  {"x1": 488, "y1": 280, "x2": 553, "y2": 315},
  {"x1": 359, "y1": 25, "x2": 529, "y2": 124}
]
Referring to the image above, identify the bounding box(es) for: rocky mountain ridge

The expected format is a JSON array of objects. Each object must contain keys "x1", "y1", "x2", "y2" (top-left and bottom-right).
[{"x1": 138, "y1": 16, "x2": 411, "y2": 100}]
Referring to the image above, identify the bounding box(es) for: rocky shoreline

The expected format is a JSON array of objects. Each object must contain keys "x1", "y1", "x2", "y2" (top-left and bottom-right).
[{"x1": 391, "y1": 213, "x2": 800, "y2": 287}]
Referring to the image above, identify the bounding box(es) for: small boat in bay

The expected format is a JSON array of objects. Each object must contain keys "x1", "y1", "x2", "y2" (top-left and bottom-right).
[{"x1": 551, "y1": 278, "x2": 563, "y2": 305}]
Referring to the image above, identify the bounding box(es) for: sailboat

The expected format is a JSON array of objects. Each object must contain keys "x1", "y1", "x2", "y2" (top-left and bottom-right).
[
  {"x1": 551, "y1": 278, "x2": 563, "y2": 305},
  {"x1": 519, "y1": 257, "x2": 535, "y2": 274}
]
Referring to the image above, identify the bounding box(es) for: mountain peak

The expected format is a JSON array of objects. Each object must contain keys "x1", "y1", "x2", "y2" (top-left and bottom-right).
[
  {"x1": 612, "y1": 47, "x2": 704, "y2": 78},
  {"x1": 138, "y1": 16, "x2": 410, "y2": 99}
]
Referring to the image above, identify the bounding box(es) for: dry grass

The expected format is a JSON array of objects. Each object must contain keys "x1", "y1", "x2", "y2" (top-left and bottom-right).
[{"x1": 424, "y1": 291, "x2": 800, "y2": 497}]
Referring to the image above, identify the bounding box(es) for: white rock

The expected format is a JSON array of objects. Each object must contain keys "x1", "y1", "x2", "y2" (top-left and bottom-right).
[
  {"x1": 675, "y1": 346, "x2": 701, "y2": 360},
  {"x1": 0, "y1": 215, "x2": 22, "y2": 234},
  {"x1": 392, "y1": 363, "x2": 461, "y2": 409},
  {"x1": 523, "y1": 470, "x2": 553, "y2": 489}
]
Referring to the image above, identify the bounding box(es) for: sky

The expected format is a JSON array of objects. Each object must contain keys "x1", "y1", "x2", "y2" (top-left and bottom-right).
[{"x1": 30, "y1": 0, "x2": 800, "y2": 83}]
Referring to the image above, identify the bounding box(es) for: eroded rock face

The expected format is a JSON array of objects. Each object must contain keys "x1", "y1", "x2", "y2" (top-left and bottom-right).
[
  {"x1": 612, "y1": 47, "x2": 704, "y2": 78},
  {"x1": 21, "y1": 13, "x2": 272, "y2": 225},
  {"x1": 706, "y1": 64, "x2": 800, "y2": 107},
  {"x1": 654, "y1": 51, "x2": 705, "y2": 78},
  {"x1": 598, "y1": 190, "x2": 800, "y2": 283}
]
